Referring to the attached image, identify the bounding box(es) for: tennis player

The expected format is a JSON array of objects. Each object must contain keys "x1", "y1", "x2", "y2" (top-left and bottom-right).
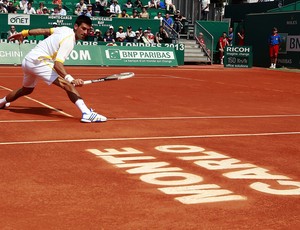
[{"x1": 0, "y1": 15, "x2": 107, "y2": 123}]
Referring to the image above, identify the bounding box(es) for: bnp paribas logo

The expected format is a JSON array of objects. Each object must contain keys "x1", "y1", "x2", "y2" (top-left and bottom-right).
[
  {"x1": 105, "y1": 49, "x2": 121, "y2": 60},
  {"x1": 105, "y1": 49, "x2": 175, "y2": 60}
]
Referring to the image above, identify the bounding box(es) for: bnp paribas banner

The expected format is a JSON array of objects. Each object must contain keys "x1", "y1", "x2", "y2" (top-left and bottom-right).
[
  {"x1": 0, "y1": 43, "x2": 178, "y2": 67},
  {"x1": 101, "y1": 46, "x2": 178, "y2": 66}
]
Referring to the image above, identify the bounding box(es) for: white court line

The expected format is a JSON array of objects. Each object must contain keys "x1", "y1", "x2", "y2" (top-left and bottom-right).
[
  {"x1": 111, "y1": 114, "x2": 300, "y2": 121},
  {"x1": 0, "y1": 120, "x2": 60, "y2": 123},
  {"x1": 0, "y1": 85, "x2": 73, "y2": 118},
  {"x1": 1, "y1": 131, "x2": 300, "y2": 145}
]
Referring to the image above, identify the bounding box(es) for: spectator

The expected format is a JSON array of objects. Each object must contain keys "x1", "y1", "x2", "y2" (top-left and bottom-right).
[
  {"x1": 130, "y1": 9, "x2": 139, "y2": 18},
  {"x1": 76, "y1": 0, "x2": 87, "y2": 12},
  {"x1": 137, "y1": 27, "x2": 143, "y2": 35},
  {"x1": 109, "y1": 0, "x2": 121, "y2": 15},
  {"x1": 124, "y1": 0, "x2": 132, "y2": 8},
  {"x1": 95, "y1": 29, "x2": 103, "y2": 41},
  {"x1": 139, "y1": 6, "x2": 149, "y2": 19},
  {"x1": 23, "y1": 2, "x2": 36, "y2": 14},
  {"x1": 80, "y1": 7, "x2": 92, "y2": 17},
  {"x1": 228, "y1": 27, "x2": 234, "y2": 46},
  {"x1": 108, "y1": 25, "x2": 116, "y2": 39},
  {"x1": 19, "y1": 0, "x2": 27, "y2": 10},
  {"x1": 197, "y1": 32, "x2": 211, "y2": 56},
  {"x1": 163, "y1": 13, "x2": 174, "y2": 28},
  {"x1": 0, "y1": 2, "x2": 7, "y2": 14},
  {"x1": 165, "y1": 0, "x2": 176, "y2": 13},
  {"x1": 99, "y1": 0, "x2": 108, "y2": 8},
  {"x1": 218, "y1": 32, "x2": 229, "y2": 65},
  {"x1": 103, "y1": 30, "x2": 115, "y2": 42},
  {"x1": 147, "y1": 27, "x2": 155, "y2": 43},
  {"x1": 101, "y1": 7, "x2": 111, "y2": 16},
  {"x1": 42, "y1": 6, "x2": 49, "y2": 15},
  {"x1": 89, "y1": 27, "x2": 95, "y2": 36},
  {"x1": 116, "y1": 26, "x2": 126, "y2": 42},
  {"x1": 74, "y1": 5, "x2": 82, "y2": 15},
  {"x1": 93, "y1": 0, "x2": 103, "y2": 16},
  {"x1": 237, "y1": 28, "x2": 245, "y2": 46},
  {"x1": 57, "y1": 4, "x2": 67, "y2": 15},
  {"x1": 148, "y1": 0, "x2": 157, "y2": 9},
  {"x1": 86, "y1": 4, "x2": 93, "y2": 16},
  {"x1": 7, "y1": 25, "x2": 18, "y2": 38},
  {"x1": 118, "y1": 9, "x2": 129, "y2": 18},
  {"x1": 52, "y1": 7, "x2": 60, "y2": 15},
  {"x1": 155, "y1": 0, "x2": 161, "y2": 8},
  {"x1": 141, "y1": 30, "x2": 153, "y2": 44},
  {"x1": 7, "y1": 1, "x2": 17, "y2": 13},
  {"x1": 201, "y1": 0, "x2": 210, "y2": 20},
  {"x1": 154, "y1": 12, "x2": 163, "y2": 26},
  {"x1": 53, "y1": 0, "x2": 62, "y2": 4},
  {"x1": 155, "y1": 26, "x2": 169, "y2": 44},
  {"x1": 126, "y1": 26, "x2": 135, "y2": 42},
  {"x1": 268, "y1": 27, "x2": 281, "y2": 69},
  {"x1": 134, "y1": 0, "x2": 143, "y2": 8},
  {"x1": 135, "y1": 30, "x2": 142, "y2": 42},
  {"x1": 52, "y1": 22, "x2": 58, "y2": 28},
  {"x1": 36, "y1": 2, "x2": 45, "y2": 14},
  {"x1": 174, "y1": 10, "x2": 186, "y2": 33}
]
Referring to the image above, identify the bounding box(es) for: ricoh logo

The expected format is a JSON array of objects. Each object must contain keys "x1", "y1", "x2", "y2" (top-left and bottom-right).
[{"x1": 8, "y1": 14, "x2": 30, "y2": 25}]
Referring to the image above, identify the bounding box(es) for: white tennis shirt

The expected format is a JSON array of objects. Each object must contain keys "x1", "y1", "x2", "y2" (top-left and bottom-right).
[{"x1": 25, "y1": 26, "x2": 76, "y2": 64}]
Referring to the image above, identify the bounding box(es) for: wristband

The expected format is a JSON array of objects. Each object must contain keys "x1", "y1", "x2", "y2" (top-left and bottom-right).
[
  {"x1": 64, "y1": 74, "x2": 75, "y2": 83},
  {"x1": 21, "y1": 30, "x2": 29, "y2": 37}
]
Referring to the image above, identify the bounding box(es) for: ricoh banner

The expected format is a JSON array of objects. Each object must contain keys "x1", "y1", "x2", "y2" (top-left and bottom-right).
[{"x1": 0, "y1": 43, "x2": 178, "y2": 67}]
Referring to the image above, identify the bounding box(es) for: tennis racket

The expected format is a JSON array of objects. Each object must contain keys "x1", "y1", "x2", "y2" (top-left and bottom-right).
[{"x1": 83, "y1": 72, "x2": 135, "y2": 85}]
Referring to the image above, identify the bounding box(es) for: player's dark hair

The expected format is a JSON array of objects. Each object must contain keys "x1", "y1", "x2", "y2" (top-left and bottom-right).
[{"x1": 75, "y1": 15, "x2": 92, "y2": 27}]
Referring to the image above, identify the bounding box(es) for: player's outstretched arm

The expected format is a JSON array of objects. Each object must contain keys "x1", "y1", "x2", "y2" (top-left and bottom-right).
[{"x1": 8, "y1": 28, "x2": 52, "y2": 43}]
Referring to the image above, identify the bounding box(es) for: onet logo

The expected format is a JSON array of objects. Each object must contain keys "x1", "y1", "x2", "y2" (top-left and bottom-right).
[{"x1": 8, "y1": 14, "x2": 30, "y2": 25}]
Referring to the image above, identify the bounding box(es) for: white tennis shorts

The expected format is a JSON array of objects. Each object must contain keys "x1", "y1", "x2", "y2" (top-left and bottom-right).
[{"x1": 22, "y1": 59, "x2": 59, "y2": 88}]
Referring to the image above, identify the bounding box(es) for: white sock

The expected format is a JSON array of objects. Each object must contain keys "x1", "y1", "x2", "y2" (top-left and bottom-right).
[
  {"x1": 0, "y1": 96, "x2": 7, "y2": 106},
  {"x1": 75, "y1": 99, "x2": 90, "y2": 114}
]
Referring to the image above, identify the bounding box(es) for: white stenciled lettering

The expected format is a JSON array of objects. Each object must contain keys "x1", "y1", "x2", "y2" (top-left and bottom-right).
[
  {"x1": 140, "y1": 172, "x2": 203, "y2": 186},
  {"x1": 250, "y1": 180, "x2": 300, "y2": 195},
  {"x1": 159, "y1": 184, "x2": 246, "y2": 204},
  {"x1": 223, "y1": 167, "x2": 290, "y2": 180}
]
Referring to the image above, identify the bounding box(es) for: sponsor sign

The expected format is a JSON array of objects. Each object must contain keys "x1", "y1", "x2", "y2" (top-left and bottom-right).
[
  {"x1": 101, "y1": 46, "x2": 178, "y2": 66},
  {"x1": 224, "y1": 46, "x2": 253, "y2": 68},
  {"x1": 286, "y1": 35, "x2": 300, "y2": 52},
  {"x1": 8, "y1": 14, "x2": 30, "y2": 26},
  {"x1": 0, "y1": 43, "x2": 178, "y2": 67}
]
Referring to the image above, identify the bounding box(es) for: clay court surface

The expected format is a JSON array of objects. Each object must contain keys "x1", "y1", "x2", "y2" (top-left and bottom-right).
[{"x1": 0, "y1": 65, "x2": 299, "y2": 229}]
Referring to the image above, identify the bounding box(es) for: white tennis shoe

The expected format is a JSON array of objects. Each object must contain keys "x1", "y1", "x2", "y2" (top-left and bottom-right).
[
  {"x1": 81, "y1": 109, "x2": 107, "y2": 123},
  {"x1": 0, "y1": 102, "x2": 10, "y2": 109}
]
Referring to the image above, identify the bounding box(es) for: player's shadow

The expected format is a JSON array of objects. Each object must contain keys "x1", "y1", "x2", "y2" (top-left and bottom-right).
[{"x1": 8, "y1": 106, "x2": 71, "y2": 119}]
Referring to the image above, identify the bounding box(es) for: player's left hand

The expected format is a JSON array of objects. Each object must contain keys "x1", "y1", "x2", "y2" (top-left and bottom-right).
[
  {"x1": 8, "y1": 32, "x2": 24, "y2": 43},
  {"x1": 72, "y1": 79, "x2": 84, "y2": 87}
]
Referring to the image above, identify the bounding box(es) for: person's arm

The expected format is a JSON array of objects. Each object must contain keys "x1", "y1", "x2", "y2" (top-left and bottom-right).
[{"x1": 8, "y1": 28, "x2": 53, "y2": 42}]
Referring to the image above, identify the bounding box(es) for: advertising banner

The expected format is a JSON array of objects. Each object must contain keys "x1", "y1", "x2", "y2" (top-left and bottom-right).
[
  {"x1": 224, "y1": 46, "x2": 253, "y2": 68},
  {"x1": 0, "y1": 43, "x2": 178, "y2": 67}
]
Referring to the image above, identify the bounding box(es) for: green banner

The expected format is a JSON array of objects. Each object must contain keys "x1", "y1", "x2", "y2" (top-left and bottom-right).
[
  {"x1": 101, "y1": 46, "x2": 178, "y2": 66},
  {"x1": 0, "y1": 43, "x2": 22, "y2": 64},
  {"x1": 0, "y1": 43, "x2": 178, "y2": 67},
  {"x1": 224, "y1": 46, "x2": 253, "y2": 68}
]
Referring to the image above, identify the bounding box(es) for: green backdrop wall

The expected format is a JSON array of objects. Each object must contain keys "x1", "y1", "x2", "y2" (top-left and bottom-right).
[{"x1": 245, "y1": 11, "x2": 300, "y2": 68}]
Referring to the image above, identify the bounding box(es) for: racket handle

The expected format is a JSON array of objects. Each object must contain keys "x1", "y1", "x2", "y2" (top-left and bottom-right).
[{"x1": 83, "y1": 80, "x2": 92, "y2": 85}]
